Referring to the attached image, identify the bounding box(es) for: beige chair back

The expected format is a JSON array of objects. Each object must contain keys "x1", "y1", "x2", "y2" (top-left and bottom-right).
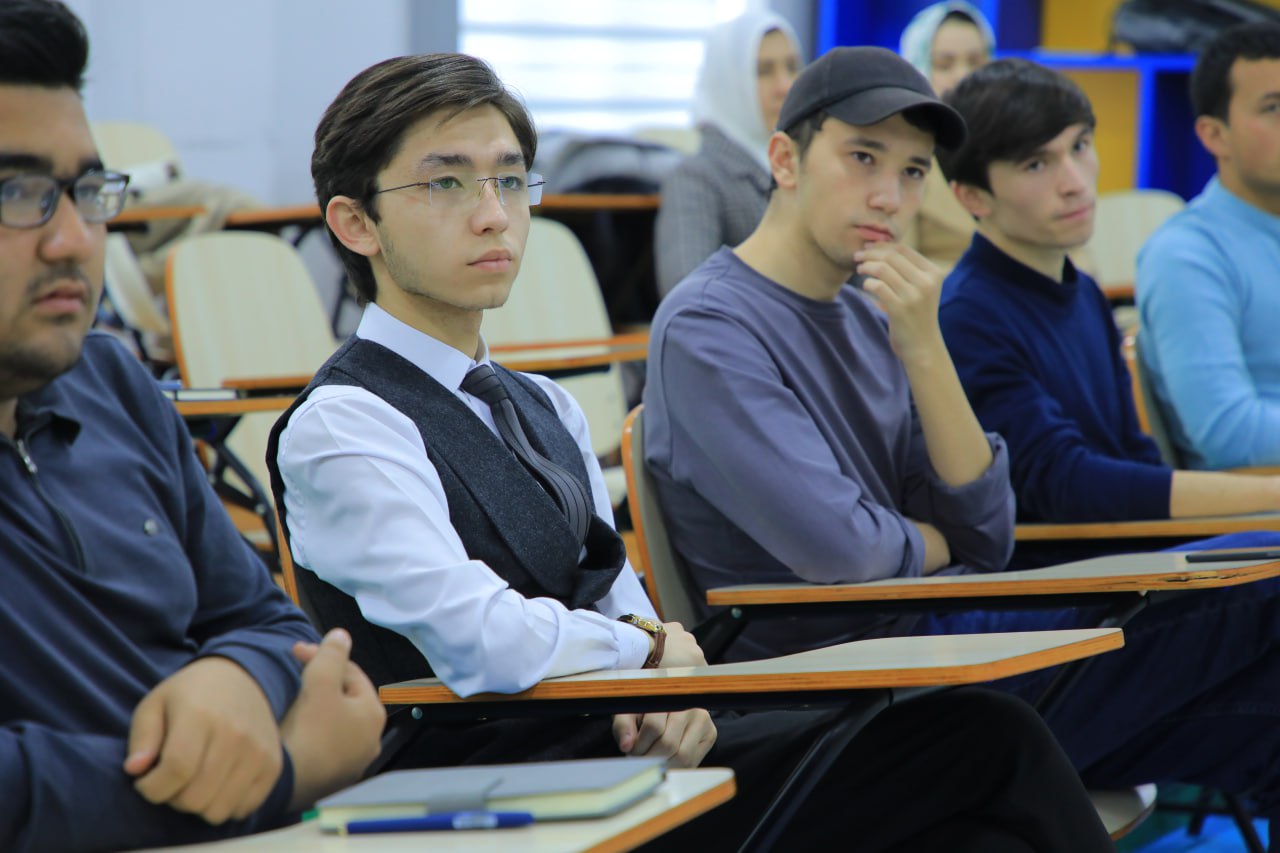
[
  {"x1": 92, "y1": 121, "x2": 181, "y2": 188},
  {"x1": 1085, "y1": 189, "x2": 1185, "y2": 295},
  {"x1": 166, "y1": 232, "x2": 339, "y2": 495},
  {"x1": 103, "y1": 233, "x2": 169, "y2": 336},
  {"x1": 1122, "y1": 330, "x2": 1182, "y2": 467},
  {"x1": 621, "y1": 405, "x2": 701, "y2": 626},
  {"x1": 485, "y1": 217, "x2": 628, "y2": 504},
  {"x1": 632, "y1": 126, "x2": 700, "y2": 155}
]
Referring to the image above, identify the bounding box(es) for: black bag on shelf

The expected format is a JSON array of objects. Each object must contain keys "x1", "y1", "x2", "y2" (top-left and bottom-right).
[{"x1": 1110, "y1": 0, "x2": 1280, "y2": 53}]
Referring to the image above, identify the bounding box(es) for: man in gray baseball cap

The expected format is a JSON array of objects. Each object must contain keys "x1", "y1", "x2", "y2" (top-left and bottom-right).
[
  {"x1": 776, "y1": 45, "x2": 967, "y2": 147},
  {"x1": 644, "y1": 45, "x2": 1012, "y2": 662}
]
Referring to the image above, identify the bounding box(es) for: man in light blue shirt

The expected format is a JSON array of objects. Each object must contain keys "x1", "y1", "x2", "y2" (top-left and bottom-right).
[{"x1": 1137, "y1": 23, "x2": 1280, "y2": 469}]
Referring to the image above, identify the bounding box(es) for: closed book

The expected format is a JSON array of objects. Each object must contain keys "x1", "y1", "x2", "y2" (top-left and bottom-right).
[
  {"x1": 316, "y1": 757, "x2": 666, "y2": 831},
  {"x1": 159, "y1": 386, "x2": 242, "y2": 402}
]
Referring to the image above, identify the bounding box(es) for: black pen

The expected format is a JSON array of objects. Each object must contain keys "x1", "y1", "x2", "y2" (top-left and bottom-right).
[{"x1": 1184, "y1": 549, "x2": 1280, "y2": 563}]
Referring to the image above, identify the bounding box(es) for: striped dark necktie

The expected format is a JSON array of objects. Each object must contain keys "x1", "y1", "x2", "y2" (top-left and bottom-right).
[{"x1": 461, "y1": 364, "x2": 591, "y2": 545}]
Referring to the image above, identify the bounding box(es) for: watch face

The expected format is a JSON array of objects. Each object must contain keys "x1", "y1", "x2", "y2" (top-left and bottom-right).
[{"x1": 624, "y1": 614, "x2": 661, "y2": 633}]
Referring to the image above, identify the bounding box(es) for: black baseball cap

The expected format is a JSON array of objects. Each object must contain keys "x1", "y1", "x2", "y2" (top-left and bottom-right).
[{"x1": 777, "y1": 46, "x2": 967, "y2": 150}]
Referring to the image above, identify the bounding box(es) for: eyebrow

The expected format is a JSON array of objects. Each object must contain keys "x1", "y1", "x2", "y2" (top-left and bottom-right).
[
  {"x1": 846, "y1": 136, "x2": 933, "y2": 168},
  {"x1": 417, "y1": 150, "x2": 525, "y2": 170},
  {"x1": 0, "y1": 153, "x2": 104, "y2": 175}
]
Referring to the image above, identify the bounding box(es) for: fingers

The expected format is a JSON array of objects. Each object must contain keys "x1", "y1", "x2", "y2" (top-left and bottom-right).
[
  {"x1": 124, "y1": 691, "x2": 167, "y2": 777},
  {"x1": 133, "y1": 713, "x2": 215, "y2": 806},
  {"x1": 631, "y1": 712, "x2": 677, "y2": 757},
  {"x1": 299, "y1": 629, "x2": 354, "y2": 693},
  {"x1": 612, "y1": 713, "x2": 641, "y2": 753},
  {"x1": 670, "y1": 710, "x2": 718, "y2": 769},
  {"x1": 291, "y1": 641, "x2": 319, "y2": 665}
]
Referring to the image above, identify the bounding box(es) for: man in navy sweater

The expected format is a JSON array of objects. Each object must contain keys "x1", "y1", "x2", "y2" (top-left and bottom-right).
[
  {"x1": 933, "y1": 59, "x2": 1280, "y2": 844},
  {"x1": 0, "y1": 3, "x2": 384, "y2": 850},
  {"x1": 938, "y1": 59, "x2": 1280, "y2": 536}
]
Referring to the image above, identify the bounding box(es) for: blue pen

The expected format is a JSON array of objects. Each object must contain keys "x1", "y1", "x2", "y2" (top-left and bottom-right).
[{"x1": 345, "y1": 811, "x2": 535, "y2": 834}]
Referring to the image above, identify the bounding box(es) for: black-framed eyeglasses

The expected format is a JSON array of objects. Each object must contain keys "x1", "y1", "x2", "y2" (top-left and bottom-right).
[
  {"x1": 373, "y1": 172, "x2": 546, "y2": 209},
  {"x1": 0, "y1": 170, "x2": 131, "y2": 229}
]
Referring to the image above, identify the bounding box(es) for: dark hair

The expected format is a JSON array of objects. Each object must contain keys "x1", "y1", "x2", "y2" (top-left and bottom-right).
[
  {"x1": 312, "y1": 53, "x2": 537, "y2": 304},
  {"x1": 940, "y1": 9, "x2": 979, "y2": 28},
  {"x1": 1191, "y1": 22, "x2": 1280, "y2": 121},
  {"x1": 937, "y1": 58, "x2": 1094, "y2": 191},
  {"x1": 0, "y1": 0, "x2": 88, "y2": 91}
]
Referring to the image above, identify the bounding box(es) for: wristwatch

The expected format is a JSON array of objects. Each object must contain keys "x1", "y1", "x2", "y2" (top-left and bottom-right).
[{"x1": 618, "y1": 614, "x2": 666, "y2": 668}]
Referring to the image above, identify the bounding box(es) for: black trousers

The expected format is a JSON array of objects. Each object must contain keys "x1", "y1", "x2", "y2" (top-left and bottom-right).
[{"x1": 400, "y1": 687, "x2": 1111, "y2": 852}]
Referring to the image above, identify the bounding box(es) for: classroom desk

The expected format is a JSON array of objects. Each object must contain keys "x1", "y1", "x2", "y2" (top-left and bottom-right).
[
  {"x1": 379, "y1": 628, "x2": 1120, "y2": 851},
  {"x1": 1015, "y1": 512, "x2": 1280, "y2": 541},
  {"x1": 148, "y1": 768, "x2": 735, "y2": 853},
  {"x1": 706, "y1": 552, "x2": 1280, "y2": 607},
  {"x1": 379, "y1": 629, "x2": 1122, "y2": 714},
  {"x1": 107, "y1": 204, "x2": 206, "y2": 232},
  {"x1": 173, "y1": 395, "x2": 299, "y2": 419}
]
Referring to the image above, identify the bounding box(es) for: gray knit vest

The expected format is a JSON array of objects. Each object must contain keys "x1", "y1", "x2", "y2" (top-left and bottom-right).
[{"x1": 266, "y1": 336, "x2": 626, "y2": 689}]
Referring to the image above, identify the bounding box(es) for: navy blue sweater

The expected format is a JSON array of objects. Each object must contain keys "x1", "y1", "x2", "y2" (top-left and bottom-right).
[
  {"x1": 939, "y1": 235, "x2": 1172, "y2": 522},
  {"x1": 0, "y1": 334, "x2": 318, "y2": 852}
]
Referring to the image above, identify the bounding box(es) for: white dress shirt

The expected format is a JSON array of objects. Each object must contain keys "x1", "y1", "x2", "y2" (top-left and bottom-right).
[{"x1": 277, "y1": 303, "x2": 656, "y2": 697}]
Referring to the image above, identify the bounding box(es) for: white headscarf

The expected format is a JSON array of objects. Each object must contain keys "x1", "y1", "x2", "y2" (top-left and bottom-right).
[
  {"x1": 693, "y1": 10, "x2": 802, "y2": 171},
  {"x1": 898, "y1": 2, "x2": 996, "y2": 80}
]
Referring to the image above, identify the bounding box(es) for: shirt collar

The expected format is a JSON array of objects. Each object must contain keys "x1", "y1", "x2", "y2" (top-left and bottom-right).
[
  {"x1": 966, "y1": 232, "x2": 1081, "y2": 305},
  {"x1": 14, "y1": 372, "x2": 83, "y2": 445},
  {"x1": 1202, "y1": 176, "x2": 1280, "y2": 237},
  {"x1": 354, "y1": 302, "x2": 491, "y2": 392}
]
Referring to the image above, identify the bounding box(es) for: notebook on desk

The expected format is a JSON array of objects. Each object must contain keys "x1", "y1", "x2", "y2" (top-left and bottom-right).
[{"x1": 316, "y1": 756, "x2": 667, "y2": 831}]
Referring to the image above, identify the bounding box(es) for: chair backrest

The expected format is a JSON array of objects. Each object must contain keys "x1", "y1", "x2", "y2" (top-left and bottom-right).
[
  {"x1": 166, "y1": 231, "x2": 339, "y2": 495},
  {"x1": 103, "y1": 233, "x2": 169, "y2": 336},
  {"x1": 1084, "y1": 189, "x2": 1185, "y2": 293},
  {"x1": 485, "y1": 218, "x2": 627, "y2": 460},
  {"x1": 1122, "y1": 330, "x2": 1183, "y2": 467},
  {"x1": 92, "y1": 121, "x2": 181, "y2": 188},
  {"x1": 621, "y1": 405, "x2": 701, "y2": 626},
  {"x1": 632, "y1": 125, "x2": 700, "y2": 155}
]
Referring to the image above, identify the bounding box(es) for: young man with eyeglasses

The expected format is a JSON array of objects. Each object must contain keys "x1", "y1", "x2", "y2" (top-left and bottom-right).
[
  {"x1": 0, "y1": 3, "x2": 386, "y2": 850},
  {"x1": 266, "y1": 50, "x2": 1113, "y2": 851}
]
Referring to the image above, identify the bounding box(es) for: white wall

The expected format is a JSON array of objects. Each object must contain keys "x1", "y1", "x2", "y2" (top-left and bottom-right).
[{"x1": 67, "y1": 0, "x2": 417, "y2": 205}]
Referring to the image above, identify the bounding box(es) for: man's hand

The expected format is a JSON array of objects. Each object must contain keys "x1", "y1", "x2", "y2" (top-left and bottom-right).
[
  {"x1": 281, "y1": 629, "x2": 385, "y2": 811},
  {"x1": 612, "y1": 710, "x2": 717, "y2": 768},
  {"x1": 654, "y1": 621, "x2": 708, "y2": 669},
  {"x1": 124, "y1": 656, "x2": 282, "y2": 825},
  {"x1": 855, "y1": 242, "x2": 948, "y2": 365}
]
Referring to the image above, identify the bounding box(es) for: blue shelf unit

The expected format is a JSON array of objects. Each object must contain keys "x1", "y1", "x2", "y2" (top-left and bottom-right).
[{"x1": 815, "y1": 1, "x2": 1215, "y2": 199}]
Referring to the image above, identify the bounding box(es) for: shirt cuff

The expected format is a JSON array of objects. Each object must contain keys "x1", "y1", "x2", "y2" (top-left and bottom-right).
[
  {"x1": 615, "y1": 621, "x2": 654, "y2": 670},
  {"x1": 921, "y1": 433, "x2": 1013, "y2": 525}
]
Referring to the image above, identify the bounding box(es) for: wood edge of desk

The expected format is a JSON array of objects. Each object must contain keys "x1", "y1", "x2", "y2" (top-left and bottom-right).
[
  {"x1": 378, "y1": 630, "x2": 1124, "y2": 704},
  {"x1": 705, "y1": 562, "x2": 1280, "y2": 605},
  {"x1": 582, "y1": 774, "x2": 737, "y2": 853},
  {"x1": 1015, "y1": 517, "x2": 1280, "y2": 540},
  {"x1": 173, "y1": 396, "x2": 297, "y2": 417}
]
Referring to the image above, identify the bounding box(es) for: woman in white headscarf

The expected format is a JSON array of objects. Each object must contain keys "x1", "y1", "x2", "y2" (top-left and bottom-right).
[
  {"x1": 899, "y1": 2, "x2": 995, "y2": 270},
  {"x1": 655, "y1": 11, "x2": 802, "y2": 297}
]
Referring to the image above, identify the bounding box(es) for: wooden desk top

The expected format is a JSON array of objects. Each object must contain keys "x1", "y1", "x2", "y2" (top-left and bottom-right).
[
  {"x1": 706, "y1": 552, "x2": 1280, "y2": 606},
  {"x1": 380, "y1": 628, "x2": 1122, "y2": 705},
  {"x1": 224, "y1": 204, "x2": 322, "y2": 230},
  {"x1": 172, "y1": 396, "x2": 297, "y2": 418},
  {"x1": 149, "y1": 768, "x2": 735, "y2": 853},
  {"x1": 108, "y1": 204, "x2": 206, "y2": 229},
  {"x1": 536, "y1": 193, "x2": 660, "y2": 212},
  {"x1": 1015, "y1": 512, "x2": 1280, "y2": 541},
  {"x1": 207, "y1": 194, "x2": 661, "y2": 233}
]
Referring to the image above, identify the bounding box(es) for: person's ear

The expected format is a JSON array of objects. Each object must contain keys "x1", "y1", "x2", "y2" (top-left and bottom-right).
[
  {"x1": 1194, "y1": 115, "x2": 1230, "y2": 161},
  {"x1": 952, "y1": 180, "x2": 993, "y2": 221},
  {"x1": 326, "y1": 195, "x2": 381, "y2": 259},
  {"x1": 768, "y1": 131, "x2": 801, "y2": 190}
]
